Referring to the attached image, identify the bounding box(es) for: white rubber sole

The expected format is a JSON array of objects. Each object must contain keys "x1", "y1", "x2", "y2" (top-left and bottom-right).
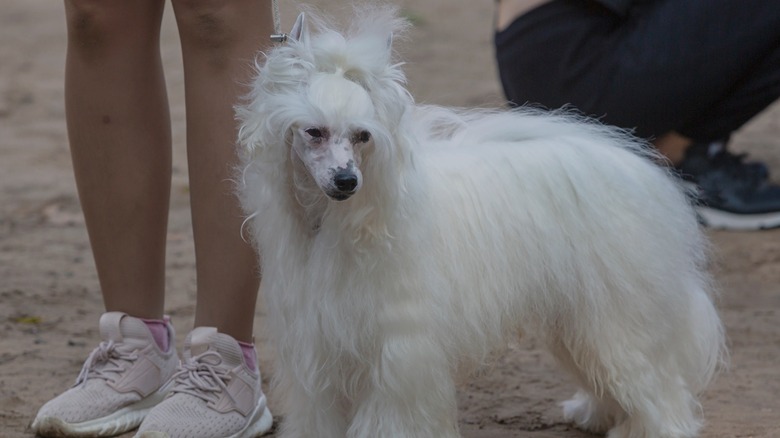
[
  {"x1": 697, "y1": 205, "x2": 780, "y2": 230},
  {"x1": 233, "y1": 401, "x2": 274, "y2": 438},
  {"x1": 135, "y1": 394, "x2": 273, "y2": 438},
  {"x1": 30, "y1": 389, "x2": 169, "y2": 437}
]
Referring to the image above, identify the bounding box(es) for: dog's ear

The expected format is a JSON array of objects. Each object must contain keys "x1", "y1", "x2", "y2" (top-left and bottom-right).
[{"x1": 289, "y1": 13, "x2": 308, "y2": 43}]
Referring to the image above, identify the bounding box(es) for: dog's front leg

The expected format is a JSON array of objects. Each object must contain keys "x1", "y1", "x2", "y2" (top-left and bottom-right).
[
  {"x1": 347, "y1": 337, "x2": 460, "y2": 438},
  {"x1": 275, "y1": 368, "x2": 348, "y2": 438}
]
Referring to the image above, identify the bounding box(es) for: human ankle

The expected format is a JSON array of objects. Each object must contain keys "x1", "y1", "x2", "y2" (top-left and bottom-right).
[{"x1": 653, "y1": 131, "x2": 693, "y2": 166}]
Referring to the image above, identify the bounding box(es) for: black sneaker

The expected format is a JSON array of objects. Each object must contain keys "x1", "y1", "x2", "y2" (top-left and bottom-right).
[{"x1": 676, "y1": 141, "x2": 780, "y2": 230}]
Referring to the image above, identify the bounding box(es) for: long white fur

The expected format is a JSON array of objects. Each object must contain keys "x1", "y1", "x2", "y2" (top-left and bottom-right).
[{"x1": 237, "y1": 5, "x2": 726, "y2": 438}]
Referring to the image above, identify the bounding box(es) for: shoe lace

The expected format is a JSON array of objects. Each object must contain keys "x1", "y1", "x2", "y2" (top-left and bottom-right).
[
  {"x1": 171, "y1": 351, "x2": 238, "y2": 406},
  {"x1": 74, "y1": 340, "x2": 139, "y2": 386}
]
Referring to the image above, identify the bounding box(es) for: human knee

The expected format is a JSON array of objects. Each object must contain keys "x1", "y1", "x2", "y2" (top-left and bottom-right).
[
  {"x1": 65, "y1": 0, "x2": 115, "y2": 51},
  {"x1": 65, "y1": 0, "x2": 161, "y2": 54},
  {"x1": 171, "y1": 0, "x2": 240, "y2": 51}
]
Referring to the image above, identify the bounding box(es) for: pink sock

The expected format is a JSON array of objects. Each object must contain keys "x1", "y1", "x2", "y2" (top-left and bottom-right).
[
  {"x1": 238, "y1": 340, "x2": 258, "y2": 371},
  {"x1": 142, "y1": 318, "x2": 169, "y2": 352}
]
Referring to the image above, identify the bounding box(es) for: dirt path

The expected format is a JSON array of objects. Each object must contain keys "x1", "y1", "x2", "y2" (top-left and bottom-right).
[{"x1": 1, "y1": 1, "x2": 778, "y2": 437}]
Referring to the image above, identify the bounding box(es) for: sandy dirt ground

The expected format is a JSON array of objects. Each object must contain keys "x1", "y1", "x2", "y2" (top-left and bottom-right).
[{"x1": 1, "y1": 1, "x2": 779, "y2": 437}]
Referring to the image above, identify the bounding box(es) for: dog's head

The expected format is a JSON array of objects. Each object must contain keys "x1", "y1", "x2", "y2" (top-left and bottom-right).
[
  {"x1": 289, "y1": 70, "x2": 375, "y2": 201},
  {"x1": 239, "y1": 6, "x2": 413, "y2": 203}
]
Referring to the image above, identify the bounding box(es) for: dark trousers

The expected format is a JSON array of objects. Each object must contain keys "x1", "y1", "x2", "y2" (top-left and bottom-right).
[{"x1": 494, "y1": 0, "x2": 780, "y2": 142}]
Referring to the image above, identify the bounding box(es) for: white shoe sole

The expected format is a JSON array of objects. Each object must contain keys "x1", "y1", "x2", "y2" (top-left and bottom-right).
[
  {"x1": 697, "y1": 205, "x2": 780, "y2": 230},
  {"x1": 30, "y1": 389, "x2": 169, "y2": 437},
  {"x1": 135, "y1": 394, "x2": 273, "y2": 438},
  {"x1": 233, "y1": 401, "x2": 274, "y2": 438}
]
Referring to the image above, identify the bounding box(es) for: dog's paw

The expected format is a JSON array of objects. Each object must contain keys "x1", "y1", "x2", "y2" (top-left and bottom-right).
[{"x1": 561, "y1": 390, "x2": 614, "y2": 434}]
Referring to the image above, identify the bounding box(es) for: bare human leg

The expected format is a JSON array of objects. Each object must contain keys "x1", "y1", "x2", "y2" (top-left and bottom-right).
[
  {"x1": 171, "y1": 0, "x2": 273, "y2": 342},
  {"x1": 64, "y1": 0, "x2": 170, "y2": 320}
]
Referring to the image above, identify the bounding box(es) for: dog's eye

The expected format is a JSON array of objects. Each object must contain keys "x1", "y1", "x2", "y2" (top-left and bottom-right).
[
  {"x1": 305, "y1": 128, "x2": 324, "y2": 139},
  {"x1": 354, "y1": 130, "x2": 371, "y2": 143}
]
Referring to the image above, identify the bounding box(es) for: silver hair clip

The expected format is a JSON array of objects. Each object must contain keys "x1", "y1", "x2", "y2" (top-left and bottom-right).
[{"x1": 270, "y1": 33, "x2": 289, "y2": 43}]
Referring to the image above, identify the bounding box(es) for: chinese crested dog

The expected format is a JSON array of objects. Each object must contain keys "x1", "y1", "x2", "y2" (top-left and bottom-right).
[{"x1": 237, "y1": 6, "x2": 725, "y2": 438}]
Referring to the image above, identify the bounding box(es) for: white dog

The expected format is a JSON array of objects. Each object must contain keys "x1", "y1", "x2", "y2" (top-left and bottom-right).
[{"x1": 237, "y1": 6, "x2": 725, "y2": 438}]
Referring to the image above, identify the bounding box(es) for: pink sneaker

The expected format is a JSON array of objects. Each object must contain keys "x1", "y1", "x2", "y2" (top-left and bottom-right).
[
  {"x1": 135, "y1": 327, "x2": 273, "y2": 438},
  {"x1": 31, "y1": 312, "x2": 179, "y2": 437}
]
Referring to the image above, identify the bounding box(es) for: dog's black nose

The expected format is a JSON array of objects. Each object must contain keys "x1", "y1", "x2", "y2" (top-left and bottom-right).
[{"x1": 334, "y1": 171, "x2": 359, "y2": 192}]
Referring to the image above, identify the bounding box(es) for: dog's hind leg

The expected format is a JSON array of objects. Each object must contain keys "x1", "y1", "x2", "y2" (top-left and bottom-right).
[
  {"x1": 605, "y1": 374, "x2": 703, "y2": 438},
  {"x1": 551, "y1": 334, "x2": 703, "y2": 438},
  {"x1": 549, "y1": 342, "x2": 623, "y2": 434},
  {"x1": 560, "y1": 389, "x2": 623, "y2": 434}
]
